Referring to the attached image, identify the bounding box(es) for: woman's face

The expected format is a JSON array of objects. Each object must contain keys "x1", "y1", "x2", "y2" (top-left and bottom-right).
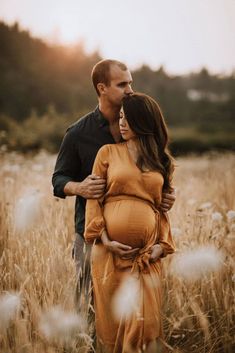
[{"x1": 119, "y1": 108, "x2": 136, "y2": 140}]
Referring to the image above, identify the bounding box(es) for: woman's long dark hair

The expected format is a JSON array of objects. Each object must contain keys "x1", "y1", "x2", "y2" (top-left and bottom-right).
[{"x1": 122, "y1": 92, "x2": 174, "y2": 191}]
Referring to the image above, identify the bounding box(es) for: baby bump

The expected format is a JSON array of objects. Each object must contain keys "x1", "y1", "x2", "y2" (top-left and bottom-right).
[{"x1": 103, "y1": 200, "x2": 156, "y2": 248}]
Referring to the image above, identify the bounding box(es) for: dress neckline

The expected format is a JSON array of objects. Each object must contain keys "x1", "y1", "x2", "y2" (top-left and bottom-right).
[{"x1": 123, "y1": 142, "x2": 151, "y2": 173}]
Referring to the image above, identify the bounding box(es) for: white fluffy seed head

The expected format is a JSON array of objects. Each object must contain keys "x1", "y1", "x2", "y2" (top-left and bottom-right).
[
  {"x1": 14, "y1": 189, "x2": 42, "y2": 231},
  {"x1": 39, "y1": 306, "x2": 86, "y2": 342},
  {"x1": 170, "y1": 245, "x2": 224, "y2": 281},
  {"x1": 0, "y1": 292, "x2": 21, "y2": 330},
  {"x1": 211, "y1": 212, "x2": 223, "y2": 222},
  {"x1": 227, "y1": 210, "x2": 235, "y2": 221},
  {"x1": 199, "y1": 202, "x2": 212, "y2": 210},
  {"x1": 112, "y1": 275, "x2": 140, "y2": 321}
]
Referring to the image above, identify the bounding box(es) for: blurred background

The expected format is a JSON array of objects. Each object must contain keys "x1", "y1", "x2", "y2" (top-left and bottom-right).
[{"x1": 0, "y1": 0, "x2": 235, "y2": 155}]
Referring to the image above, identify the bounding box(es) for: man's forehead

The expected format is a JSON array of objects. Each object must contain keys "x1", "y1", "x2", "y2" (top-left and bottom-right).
[{"x1": 109, "y1": 64, "x2": 132, "y2": 81}]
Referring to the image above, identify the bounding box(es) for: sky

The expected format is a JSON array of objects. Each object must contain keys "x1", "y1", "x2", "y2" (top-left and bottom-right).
[{"x1": 1, "y1": 0, "x2": 235, "y2": 74}]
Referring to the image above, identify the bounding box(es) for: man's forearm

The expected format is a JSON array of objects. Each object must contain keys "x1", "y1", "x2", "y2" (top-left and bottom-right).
[
  {"x1": 63, "y1": 181, "x2": 81, "y2": 196},
  {"x1": 64, "y1": 175, "x2": 106, "y2": 199}
]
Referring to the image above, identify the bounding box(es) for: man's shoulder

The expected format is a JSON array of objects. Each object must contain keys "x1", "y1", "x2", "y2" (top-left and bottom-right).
[{"x1": 66, "y1": 110, "x2": 95, "y2": 134}]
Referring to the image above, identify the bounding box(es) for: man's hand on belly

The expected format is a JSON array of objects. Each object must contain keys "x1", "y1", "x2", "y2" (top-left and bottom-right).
[{"x1": 159, "y1": 188, "x2": 176, "y2": 212}]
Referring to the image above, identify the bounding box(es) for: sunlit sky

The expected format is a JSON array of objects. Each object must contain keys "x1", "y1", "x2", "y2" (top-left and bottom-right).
[{"x1": 1, "y1": 0, "x2": 235, "y2": 74}]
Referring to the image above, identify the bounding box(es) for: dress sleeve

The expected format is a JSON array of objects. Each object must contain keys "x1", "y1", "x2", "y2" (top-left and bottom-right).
[
  {"x1": 84, "y1": 145, "x2": 109, "y2": 244},
  {"x1": 158, "y1": 212, "x2": 176, "y2": 257}
]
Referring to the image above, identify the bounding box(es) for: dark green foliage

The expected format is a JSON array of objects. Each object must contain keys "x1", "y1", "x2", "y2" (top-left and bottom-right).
[{"x1": 0, "y1": 21, "x2": 100, "y2": 120}]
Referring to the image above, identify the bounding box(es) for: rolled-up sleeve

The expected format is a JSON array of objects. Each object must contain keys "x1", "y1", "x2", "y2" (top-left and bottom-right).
[{"x1": 52, "y1": 127, "x2": 81, "y2": 198}]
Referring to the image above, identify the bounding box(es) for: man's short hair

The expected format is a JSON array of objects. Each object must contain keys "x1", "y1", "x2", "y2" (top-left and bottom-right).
[{"x1": 91, "y1": 59, "x2": 128, "y2": 96}]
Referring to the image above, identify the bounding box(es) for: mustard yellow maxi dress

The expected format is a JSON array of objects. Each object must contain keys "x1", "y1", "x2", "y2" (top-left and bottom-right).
[{"x1": 84, "y1": 143, "x2": 175, "y2": 353}]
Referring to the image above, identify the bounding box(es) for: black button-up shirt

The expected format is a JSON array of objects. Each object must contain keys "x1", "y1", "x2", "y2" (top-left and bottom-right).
[{"x1": 52, "y1": 107, "x2": 116, "y2": 235}]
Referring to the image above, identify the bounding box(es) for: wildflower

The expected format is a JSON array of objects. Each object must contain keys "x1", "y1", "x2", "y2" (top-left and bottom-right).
[
  {"x1": 39, "y1": 306, "x2": 86, "y2": 343},
  {"x1": 170, "y1": 245, "x2": 224, "y2": 281},
  {"x1": 0, "y1": 292, "x2": 21, "y2": 330},
  {"x1": 112, "y1": 275, "x2": 140, "y2": 320},
  {"x1": 227, "y1": 210, "x2": 235, "y2": 221},
  {"x1": 211, "y1": 212, "x2": 223, "y2": 222},
  {"x1": 14, "y1": 189, "x2": 42, "y2": 231}
]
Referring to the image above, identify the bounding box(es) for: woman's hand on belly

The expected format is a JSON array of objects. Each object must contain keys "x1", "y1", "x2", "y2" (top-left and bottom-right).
[
  {"x1": 149, "y1": 244, "x2": 163, "y2": 262},
  {"x1": 101, "y1": 231, "x2": 139, "y2": 259}
]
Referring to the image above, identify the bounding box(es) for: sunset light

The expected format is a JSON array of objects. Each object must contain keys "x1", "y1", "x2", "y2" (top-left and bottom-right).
[{"x1": 1, "y1": 0, "x2": 235, "y2": 74}]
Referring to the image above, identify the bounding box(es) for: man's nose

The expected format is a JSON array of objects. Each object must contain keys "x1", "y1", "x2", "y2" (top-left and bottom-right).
[{"x1": 125, "y1": 84, "x2": 133, "y2": 95}]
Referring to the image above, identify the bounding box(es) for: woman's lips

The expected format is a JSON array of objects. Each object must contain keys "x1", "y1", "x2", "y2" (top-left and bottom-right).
[{"x1": 120, "y1": 130, "x2": 128, "y2": 134}]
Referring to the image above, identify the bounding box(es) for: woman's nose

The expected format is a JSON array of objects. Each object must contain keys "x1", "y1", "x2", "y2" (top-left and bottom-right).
[{"x1": 119, "y1": 117, "x2": 126, "y2": 126}]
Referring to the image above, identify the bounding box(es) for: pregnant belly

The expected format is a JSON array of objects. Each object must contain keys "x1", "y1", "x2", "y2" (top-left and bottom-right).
[{"x1": 103, "y1": 200, "x2": 156, "y2": 248}]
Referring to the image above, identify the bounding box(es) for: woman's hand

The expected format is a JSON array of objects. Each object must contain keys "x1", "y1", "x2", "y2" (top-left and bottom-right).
[
  {"x1": 101, "y1": 232, "x2": 139, "y2": 259},
  {"x1": 149, "y1": 244, "x2": 163, "y2": 262}
]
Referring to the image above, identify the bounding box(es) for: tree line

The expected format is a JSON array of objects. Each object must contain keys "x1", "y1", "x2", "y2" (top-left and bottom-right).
[{"x1": 0, "y1": 21, "x2": 234, "y2": 154}]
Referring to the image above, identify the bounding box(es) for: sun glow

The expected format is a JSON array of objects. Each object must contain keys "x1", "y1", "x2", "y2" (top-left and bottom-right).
[{"x1": 0, "y1": 0, "x2": 235, "y2": 74}]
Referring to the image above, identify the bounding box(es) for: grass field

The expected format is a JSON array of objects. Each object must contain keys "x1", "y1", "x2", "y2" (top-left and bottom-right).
[{"x1": 0, "y1": 151, "x2": 234, "y2": 353}]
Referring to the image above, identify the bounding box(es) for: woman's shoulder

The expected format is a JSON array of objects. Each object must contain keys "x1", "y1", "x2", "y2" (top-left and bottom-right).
[{"x1": 98, "y1": 142, "x2": 125, "y2": 154}]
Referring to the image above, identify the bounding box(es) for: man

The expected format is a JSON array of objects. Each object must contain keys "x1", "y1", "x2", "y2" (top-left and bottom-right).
[{"x1": 52, "y1": 59, "x2": 175, "y2": 305}]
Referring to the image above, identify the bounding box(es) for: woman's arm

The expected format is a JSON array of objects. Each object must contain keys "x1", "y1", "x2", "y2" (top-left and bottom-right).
[{"x1": 101, "y1": 230, "x2": 139, "y2": 259}]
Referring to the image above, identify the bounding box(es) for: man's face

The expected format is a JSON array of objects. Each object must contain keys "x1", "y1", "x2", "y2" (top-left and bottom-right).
[{"x1": 103, "y1": 65, "x2": 133, "y2": 107}]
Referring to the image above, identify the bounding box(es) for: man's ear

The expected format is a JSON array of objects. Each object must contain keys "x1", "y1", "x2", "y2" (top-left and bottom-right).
[{"x1": 97, "y1": 83, "x2": 106, "y2": 95}]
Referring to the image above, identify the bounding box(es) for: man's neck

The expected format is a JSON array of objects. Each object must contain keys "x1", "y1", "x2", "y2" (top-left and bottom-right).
[{"x1": 99, "y1": 102, "x2": 120, "y2": 125}]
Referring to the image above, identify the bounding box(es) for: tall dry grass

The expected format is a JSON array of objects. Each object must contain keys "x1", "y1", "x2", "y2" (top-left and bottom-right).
[{"x1": 0, "y1": 151, "x2": 234, "y2": 353}]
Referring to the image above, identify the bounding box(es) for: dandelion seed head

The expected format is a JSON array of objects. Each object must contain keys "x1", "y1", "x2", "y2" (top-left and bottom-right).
[
  {"x1": 227, "y1": 210, "x2": 235, "y2": 221},
  {"x1": 14, "y1": 189, "x2": 42, "y2": 231},
  {"x1": 112, "y1": 275, "x2": 140, "y2": 320},
  {"x1": 170, "y1": 245, "x2": 224, "y2": 281},
  {"x1": 212, "y1": 212, "x2": 223, "y2": 222},
  {"x1": 198, "y1": 202, "x2": 212, "y2": 210},
  {"x1": 0, "y1": 292, "x2": 21, "y2": 330},
  {"x1": 39, "y1": 306, "x2": 86, "y2": 342}
]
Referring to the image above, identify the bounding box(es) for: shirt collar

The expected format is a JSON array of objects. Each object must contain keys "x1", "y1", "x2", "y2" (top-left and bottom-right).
[{"x1": 94, "y1": 106, "x2": 109, "y2": 127}]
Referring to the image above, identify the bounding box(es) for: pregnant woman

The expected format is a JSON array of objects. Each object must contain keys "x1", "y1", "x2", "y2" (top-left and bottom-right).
[{"x1": 84, "y1": 92, "x2": 175, "y2": 353}]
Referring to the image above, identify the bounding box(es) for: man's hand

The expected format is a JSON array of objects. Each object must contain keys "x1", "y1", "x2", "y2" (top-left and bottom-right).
[
  {"x1": 101, "y1": 232, "x2": 139, "y2": 259},
  {"x1": 159, "y1": 189, "x2": 176, "y2": 212},
  {"x1": 149, "y1": 244, "x2": 163, "y2": 262},
  {"x1": 64, "y1": 174, "x2": 106, "y2": 199}
]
